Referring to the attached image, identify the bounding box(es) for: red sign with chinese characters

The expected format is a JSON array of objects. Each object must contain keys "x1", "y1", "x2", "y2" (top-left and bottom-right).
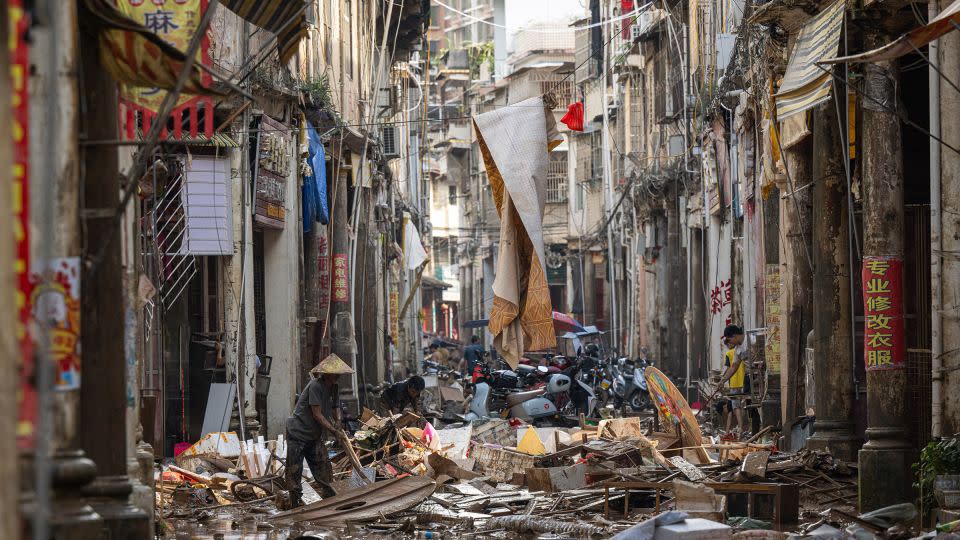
[
  {"x1": 10, "y1": 0, "x2": 35, "y2": 450},
  {"x1": 862, "y1": 256, "x2": 906, "y2": 371},
  {"x1": 332, "y1": 254, "x2": 349, "y2": 303}
]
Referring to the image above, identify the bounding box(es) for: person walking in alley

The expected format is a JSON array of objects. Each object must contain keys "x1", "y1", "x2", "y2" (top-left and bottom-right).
[
  {"x1": 285, "y1": 354, "x2": 354, "y2": 506},
  {"x1": 461, "y1": 335, "x2": 485, "y2": 376},
  {"x1": 719, "y1": 324, "x2": 752, "y2": 439},
  {"x1": 380, "y1": 375, "x2": 426, "y2": 415}
]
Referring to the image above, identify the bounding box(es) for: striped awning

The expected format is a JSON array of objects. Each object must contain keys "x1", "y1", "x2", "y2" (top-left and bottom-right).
[
  {"x1": 774, "y1": 0, "x2": 845, "y2": 120},
  {"x1": 221, "y1": 0, "x2": 309, "y2": 64}
]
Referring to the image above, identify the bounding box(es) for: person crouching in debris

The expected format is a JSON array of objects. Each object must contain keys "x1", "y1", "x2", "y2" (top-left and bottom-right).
[
  {"x1": 285, "y1": 353, "x2": 354, "y2": 506},
  {"x1": 380, "y1": 375, "x2": 426, "y2": 416},
  {"x1": 719, "y1": 325, "x2": 751, "y2": 439}
]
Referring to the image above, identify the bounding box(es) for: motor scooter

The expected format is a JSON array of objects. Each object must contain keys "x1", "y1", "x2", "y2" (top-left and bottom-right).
[
  {"x1": 611, "y1": 357, "x2": 651, "y2": 411},
  {"x1": 465, "y1": 365, "x2": 572, "y2": 425}
]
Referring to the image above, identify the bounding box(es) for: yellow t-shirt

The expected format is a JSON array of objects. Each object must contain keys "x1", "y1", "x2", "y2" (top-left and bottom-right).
[{"x1": 725, "y1": 348, "x2": 745, "y2": 391}]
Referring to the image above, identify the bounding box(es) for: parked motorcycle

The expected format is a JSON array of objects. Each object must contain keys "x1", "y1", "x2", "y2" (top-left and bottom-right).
[
  {"x1": 465, "y1": 362, "x2": 590, "y2": 425},
  {"x1": 611, "y1": 357, "x2": 651, "y2": 411}
]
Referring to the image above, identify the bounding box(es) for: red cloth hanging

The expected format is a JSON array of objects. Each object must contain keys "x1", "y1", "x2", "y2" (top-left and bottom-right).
[{"x1": 560, "y1": 102, "x2": 584, "y2": 132}]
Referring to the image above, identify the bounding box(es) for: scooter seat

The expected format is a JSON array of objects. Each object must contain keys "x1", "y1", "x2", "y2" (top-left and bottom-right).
[{"x1": 506, "y1": 387, "x2": 546, "y2": 407}]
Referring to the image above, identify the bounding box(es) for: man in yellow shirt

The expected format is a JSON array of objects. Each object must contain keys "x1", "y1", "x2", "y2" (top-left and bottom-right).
[{"x1": 720, "y1": 325, "x2": 750, "y2": 438}]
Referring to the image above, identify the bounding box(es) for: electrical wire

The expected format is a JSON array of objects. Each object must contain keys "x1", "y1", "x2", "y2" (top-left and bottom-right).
[{"x1": 432, "y1": 0, "x2": 651, "y2": 32}]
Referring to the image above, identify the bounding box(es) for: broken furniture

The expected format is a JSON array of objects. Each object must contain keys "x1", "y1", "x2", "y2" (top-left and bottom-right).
[{"x1": 603, "y1": 480, "x2": 800, "y2": 528}]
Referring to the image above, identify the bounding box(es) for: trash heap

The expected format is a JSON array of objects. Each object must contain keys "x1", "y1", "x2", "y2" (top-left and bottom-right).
[{"x1": 156, "y1": 406, "x2": 932, "y2": 539}]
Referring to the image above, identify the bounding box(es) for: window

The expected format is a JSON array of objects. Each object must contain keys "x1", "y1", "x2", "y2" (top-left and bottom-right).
[
  {"x1": 547, "y1": 152, "x2": 568, "y2": 203},
  {"x1": 448, "y1": 184, "x2": 457, "y2": 205},
  {"x1": 344, "y1": 0, "x2": 353, "y2": 79},
  {"x1": 630, "y1": 76, "x2": 644, "y2": 154},
  {"x1": 591, "y1": 131, "x2": 603, "y2": 181},
  {"x1": 183, "y1": 157, "x2": 233, "y2": 255},
  {"x1": 187, "y1": 257, "x2": 221, "y2": 335}
]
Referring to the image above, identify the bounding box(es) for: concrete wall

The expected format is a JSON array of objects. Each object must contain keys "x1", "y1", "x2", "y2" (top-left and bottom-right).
[{"x1": 263, "y1": 147, "x2": 303, "y2": 438}]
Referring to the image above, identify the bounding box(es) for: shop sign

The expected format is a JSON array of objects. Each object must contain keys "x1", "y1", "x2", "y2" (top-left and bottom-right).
[
  {"x1": 254, "y1": 115, "x2": 290, "y2": 229},
  {"x1": 333, "y1": 254, "x2": 349, "y2": 303},
  {"x1": 389, "y1": 290, "x2": 400, "y2": 344},
  {"x1": 115, "y1": 0, "x2": 215, "y2": 139},
  {"x1": 862, "y1": 256, "x2": 905, "y2": 370},
  {"x1": 11, "y1": 0, "x2": 34, "y2": 450},
  {"x1": 317, "y1": 229, "x2": 330, "y2": 315},
  {"x1": 764, "y1": 264, "x2": 781, "y2": 374}
]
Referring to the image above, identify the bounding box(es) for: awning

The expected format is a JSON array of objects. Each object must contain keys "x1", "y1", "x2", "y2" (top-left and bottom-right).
[
  {"x1": 773, "y1": 0, "x2": 845, "y2": 120},
  {"x1": 826, "y1": 0, "x2": 960, "y2": 63},
  {"x1": 136, "y1": 129, "x2": 240, "y2": 147},
  {"x1": 221, "y1": 0, "x2": 309, "y2": 64},
  {"x1": 422, "y1": 276, "x2": 452, "y2": 290},
  {"x1": 85, "y1": 0, "x2": 218, "y2": 95}
]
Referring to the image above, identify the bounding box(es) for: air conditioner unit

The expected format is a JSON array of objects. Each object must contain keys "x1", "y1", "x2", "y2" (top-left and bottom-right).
[{"x1": 382, "y1": 125, "x2": 399, "y2": 158}]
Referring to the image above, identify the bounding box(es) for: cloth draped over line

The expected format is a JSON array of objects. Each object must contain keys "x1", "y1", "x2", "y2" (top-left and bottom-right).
[
  {"x1": 399, "y1": 216, "x2": 430, "y2": 320},
  {"x1": 773, "y1": 0, "x2": 845, "y2": 121},
  {"x1": 302, "y1": 121, "x2": 329, "y2": 232},
  {"x1": 472, "y1": 96, "x2": 563, "y2": 369}
]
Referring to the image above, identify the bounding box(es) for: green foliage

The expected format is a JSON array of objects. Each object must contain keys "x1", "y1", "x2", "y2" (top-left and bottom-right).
[
  {"x1": 913, "y1": 438, "x2": 960, "y2": 517},
  {"x1": 468, "y1": 41, "x2": 494, "y2": 78},
  {"x1": 300, "y1": 75, "x2": 330, "y2": 106}
]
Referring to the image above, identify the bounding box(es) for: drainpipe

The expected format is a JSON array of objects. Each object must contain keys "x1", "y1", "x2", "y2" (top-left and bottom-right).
[{"x1": 930, "y1": 0, "x2": 943, "y2": 439}]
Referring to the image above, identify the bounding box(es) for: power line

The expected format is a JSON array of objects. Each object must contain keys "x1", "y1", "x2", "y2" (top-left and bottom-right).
[{"x1": 433, "y1": 0, "x2": 651, "y2": 32}]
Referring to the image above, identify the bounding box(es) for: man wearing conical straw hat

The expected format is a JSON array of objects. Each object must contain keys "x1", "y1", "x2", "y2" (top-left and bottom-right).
[{"x1": 284, "y1": 353, "x2": 354, "y2": 507}]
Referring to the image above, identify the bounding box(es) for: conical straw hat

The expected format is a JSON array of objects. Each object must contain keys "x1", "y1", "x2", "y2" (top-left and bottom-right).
[{"x1": 311, "y1": 353, "x2": 355, "y2": 375}]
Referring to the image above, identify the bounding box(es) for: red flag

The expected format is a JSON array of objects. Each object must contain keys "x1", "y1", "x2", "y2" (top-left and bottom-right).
[{"x1": 561, "y1": 102, "x2": 584, "y2": 131}]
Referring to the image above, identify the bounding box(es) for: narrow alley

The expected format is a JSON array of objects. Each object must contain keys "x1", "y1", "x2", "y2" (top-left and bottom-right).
[{"x1": 3, "y1": 0, "x2": 960, "y2": 538}]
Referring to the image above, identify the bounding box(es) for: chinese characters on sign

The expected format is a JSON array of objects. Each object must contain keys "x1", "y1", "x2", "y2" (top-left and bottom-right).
[
  {"x1": 861, "y1": 256, "x2": 905, "y2": 370},
  {"x1": 115, "y1": 0, "x2": 214, "y2": 140},
  {"x1": 710, "y1": 279, "x2": 732, "y2": 315},
  {"x1": 317, "y1": 232, "x2": 330, "y2": 315},
  {"x1": 11, "y1": 0, "x2": 34, "y2": 450},
  {"x1": 254, "y1": 115, "x2": 289, "y2": 229},
  {"x1": 764, "y1": 265, "x2": 782, "y2": 374},
  {"x1": 333, "y1": 254, "x2": 349, "y2": 303}
]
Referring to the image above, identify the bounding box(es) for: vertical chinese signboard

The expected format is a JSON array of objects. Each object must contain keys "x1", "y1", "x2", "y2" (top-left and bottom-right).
[
  {"x1": 332, "y1": 254, "x2": 349, "y2": 303},
  {"x1": 254, "y1": 115, "x2": 290, "y2": 229},
  {"x1": 11, "y1": 0, "x2": 34, "y2": 450},
  {"x1": 862, "y1": 256, "x2": 905, "y2": 370},
  {"x1": 764, "y1": 264, "x2": 781, "y2": 374},
  {"x1": 389, "y1": 289, "x2": 400, "y2": 345}
]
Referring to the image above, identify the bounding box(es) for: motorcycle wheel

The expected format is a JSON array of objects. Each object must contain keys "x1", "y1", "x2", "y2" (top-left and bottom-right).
[{"x1": 628, "y1": 390, "x2": 649, "y2": 411}]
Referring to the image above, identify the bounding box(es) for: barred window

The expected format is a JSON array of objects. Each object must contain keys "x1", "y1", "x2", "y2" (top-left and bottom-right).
[{"x1": 547, "y1": 152, "x2": 568, "y2": 203}]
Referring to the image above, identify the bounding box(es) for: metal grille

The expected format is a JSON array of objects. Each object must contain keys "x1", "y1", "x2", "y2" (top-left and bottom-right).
[
  {"x1": 141, "y1": 159, "x2": 197, "y2": 312},
  {"x1": 253, "y1": 231, "x2": 266, "y2": 357},
  {"x1": 907, "y1": 349, "x2": 932, "y2": 449},
  {"x1": 382, "y1": 124, "x2": 398, "y2": 157},
  {"x1": 547, "y1": 152, "x2": 568, "y2": 203}
]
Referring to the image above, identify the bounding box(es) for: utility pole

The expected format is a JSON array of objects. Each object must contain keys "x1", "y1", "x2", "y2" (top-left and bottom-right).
[
  {"x1": 78, "y1": 15, "x2": 150, "y2": 538},
  {"x1": 805, "y1": 102, "x2": 857, "y2": 461},
  {"x1": 858, "y1": 30, "x2": 911, "y2": 511},
  {"x1": 601, "y1": 3, "x2": 619, "y2": 347},
  {"x1": 330, "y1": 158, "x2": 358, "y2": 412}
]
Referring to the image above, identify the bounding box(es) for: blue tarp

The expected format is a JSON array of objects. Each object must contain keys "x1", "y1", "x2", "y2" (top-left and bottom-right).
[{"x1": 302, "y1": 121, "x2": 329, "y2": 232}]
